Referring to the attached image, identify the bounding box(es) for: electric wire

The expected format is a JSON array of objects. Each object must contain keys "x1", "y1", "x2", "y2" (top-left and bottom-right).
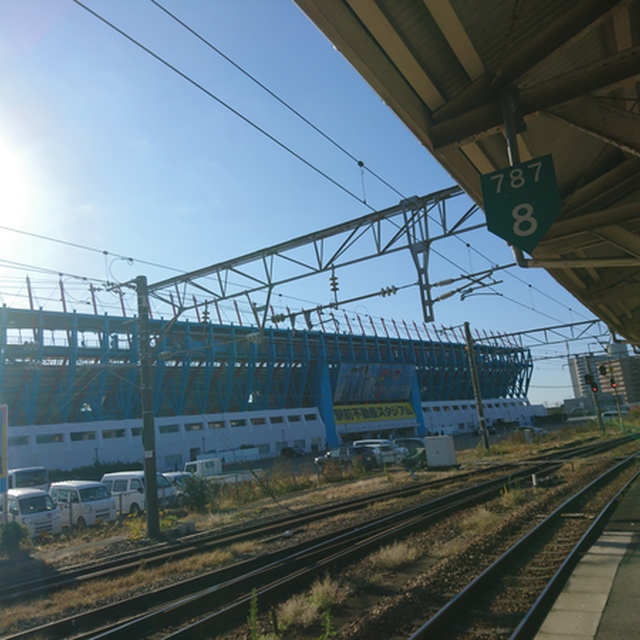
[
  {"x1": 73, "y1": 0, "x2": 375, "y2": 213},
  {"x1": 149, "y1": 0, "x2": 406, "y2": 201},
  {"x1": 148, "y1": 0, "x2": 575, "y2": 318},
  {"x1": 70, "y1": 0, "x2": 585, "y2": 328},
  {"x1": 0, "y1": 2, "x2": 594, "y2": 341}
]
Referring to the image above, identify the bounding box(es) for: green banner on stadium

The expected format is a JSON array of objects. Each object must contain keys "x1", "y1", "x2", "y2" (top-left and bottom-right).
[{"x1": 334, "y1": 402, "x2": 415, "y2": 424}]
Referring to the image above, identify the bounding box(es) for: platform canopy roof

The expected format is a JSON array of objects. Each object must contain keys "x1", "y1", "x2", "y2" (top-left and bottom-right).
[{"x1": 294, "y1": 0, "x2": 640, "y2": 346}]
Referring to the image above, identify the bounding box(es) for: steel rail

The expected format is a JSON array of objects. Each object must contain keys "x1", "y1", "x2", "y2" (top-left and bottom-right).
[
  {"x1": 407, "y1": 452, "x2": 639, "y2": 639},
  {"x1": 5, "y1": 434, "x2": 623, "y2": 605},
  {"x1": 90, "y1": 471, "x2": 535, "y2": 640},
  {"x1": 1, "y1": 437, "x2": 633, "y2": 640},
  {"x1": 3, "y1": 462, "x2": 557, "y2": 640},
  {"x1": 0, "y1": 460, "x2": 519, "y2": 604},
  {"x1": 509, "y1": 465, "x2": 640, "y2": 639}
]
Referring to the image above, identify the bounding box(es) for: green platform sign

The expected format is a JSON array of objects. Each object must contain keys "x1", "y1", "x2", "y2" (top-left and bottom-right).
[{"x1": 480, "y1": 154, "x2": 562, "y2": 254}]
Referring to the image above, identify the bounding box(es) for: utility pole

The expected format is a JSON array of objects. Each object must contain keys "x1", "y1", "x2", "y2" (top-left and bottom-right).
[
  {"x1": 464, "y1": 322, "x2": 490, "y2": 452},
  {"x1": 136, "y1": 276, "x2": 160, "y2": 539}
]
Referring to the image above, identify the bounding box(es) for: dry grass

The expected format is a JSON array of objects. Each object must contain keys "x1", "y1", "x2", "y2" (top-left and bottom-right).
[
  {"x1": 277, "y1": 592, "x2": 319, "y2": 629},
  {"x1": 463, "y1": 506, "x2": 501, "y2": 531},
  {"x1": 431, "y1": 507, "x2": 501, "y2": 560},
  {"x1": 369, "y1": 541, "x2": 421, "y2": 570},
  {"x1": 0, "y1": 539, "x2": 260, "y2": 636},
  {"x1": 276, "y1": 574, "x2": 351, "y2": 632}
]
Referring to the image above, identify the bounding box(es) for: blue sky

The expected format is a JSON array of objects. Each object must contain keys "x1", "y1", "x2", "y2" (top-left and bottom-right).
[{"x1": 0, "y1": 1, "x2": 608, "y2": 406}]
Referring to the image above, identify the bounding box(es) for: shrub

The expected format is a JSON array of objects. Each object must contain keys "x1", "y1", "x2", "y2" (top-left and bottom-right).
[
  {"x1": 0, "y1": 522, "x2": 28, "y2": 554},
  {"x1": 182, "y1": 474, "x2": 213, "y2": 513}
]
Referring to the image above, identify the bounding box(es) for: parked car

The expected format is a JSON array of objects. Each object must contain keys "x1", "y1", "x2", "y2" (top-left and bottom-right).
[
  {"x1": 49, "y1": 480, "x2": 117, "y2": 528},
  {"x1": 394, "y1": 437, "x2": 425, "y2": 453},
  {"x1": 314, "y1": 445, "x2": 377, "y2": 471},
  {"x1": 7, "y1": 466, "x2": 49, "y2": 491},
  {"x1": 280, "y1": 446, "x2": 306, "y2": 458},
  {"x1": 101, "y1": 471, "x2": 177, "y2": 515},
  {"x1": 352, "y1": 439, "x2": 408, "y2": 466},
  {"x1": 2, "y1": 488, "x2": 62, "y2": 538},
  {"x1": 162, "y1": 471, "x2": 193, "y2": 506}
]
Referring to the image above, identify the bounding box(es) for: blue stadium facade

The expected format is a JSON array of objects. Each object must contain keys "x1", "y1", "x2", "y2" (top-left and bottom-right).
[{"x1": 1, "y1": 306, "x2": 537, "y2": 471}]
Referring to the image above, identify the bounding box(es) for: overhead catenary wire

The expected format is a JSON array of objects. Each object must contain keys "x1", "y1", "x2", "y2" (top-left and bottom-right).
[
  {"x1": 1, "y1": 2, "x2": 594, "y2": 335},
  {"x1": 77, "y1": 1, "x2": 585, "y2": 324},
  {"x1": 73, "y1": 0, "x2": 375, "y2": 213},
  {"x1": 149, "y1": 0, "x2": 407, "y2": 202}
]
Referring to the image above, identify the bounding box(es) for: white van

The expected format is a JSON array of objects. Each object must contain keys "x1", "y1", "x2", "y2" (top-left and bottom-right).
[
  {"x1": 352, "y1": 439, "x2": 408, "y2": 466},
  {"x1": 2, "y1": 488, "x2": 62, "y2": 538},
  {"x1": 50, "y1": 481, "x2": 117, "y2": 528},
  {"x1": 100, "y1": 471, "x2": 176, "y2": 515},
  {"x1": 7, "y1": 466, "x2": 49, "y2": 492}
]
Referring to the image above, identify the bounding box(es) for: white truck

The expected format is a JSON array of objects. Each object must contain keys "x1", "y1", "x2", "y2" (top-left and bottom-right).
[{"x1": 184, "y1": 457, "x2": 222, "y2": 478}]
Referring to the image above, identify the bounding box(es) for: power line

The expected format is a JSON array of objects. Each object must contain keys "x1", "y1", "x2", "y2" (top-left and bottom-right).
[
  {"x1": 0, "y1": 223, "x2": 186, "y2": 275},
  {"x1": 6, "y1": 2, "x2": 592, "y2": 332},
  {"x1": 149, "y1": 0, "x2": 406, "y2": 202},
  {"x1": 73, "y1": 0, "x2": 375, "y2": 212}
]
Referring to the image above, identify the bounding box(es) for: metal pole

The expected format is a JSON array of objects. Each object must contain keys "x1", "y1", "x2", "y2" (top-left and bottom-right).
[
  {"x1": 464, "y1": 322, "x2": 490, "y2": 451},
  {"x1": 500, "y1": 88, "x2": 530, "y2": 269},
  {"x1": 587, "y1": 355, "x2": 605, "y2": 433},
  {"x1": 135, "y1": 276, "x2": 160, "y2": 539}
]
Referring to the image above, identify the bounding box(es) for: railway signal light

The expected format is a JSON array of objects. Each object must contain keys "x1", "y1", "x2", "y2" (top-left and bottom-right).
[{"x1": 584, "y1": 373, "x2": 598, "y2": 393}]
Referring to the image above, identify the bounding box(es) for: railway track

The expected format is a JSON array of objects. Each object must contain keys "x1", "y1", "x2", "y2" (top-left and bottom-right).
[
  {"x1": 3, "y1": 461, "x2": 565, "y2": 640},
  {"x1": 0, "y1": 461, "x2": 517, "y2": 604},
  {"x1": 407, "y1": 454, "x2": 640, "y2": 640},
  {"x1": 0, "y1": 435, "x2": 636, "y2": 640},
  {"x1": 2, "y1": 436, "x2": 621, "y2": 605}
]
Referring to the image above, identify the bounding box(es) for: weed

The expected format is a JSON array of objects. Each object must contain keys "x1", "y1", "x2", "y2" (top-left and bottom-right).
[
  {"x1": 370, "y1": 541, "x2": 420, "y2": 570},
  {"x1": 318, "y1": 608, "x2": 336, "y2": 639},
  {"x1": 463, "y1": 507, "x2": 500, "y2": 532},
  {"x1": 276, "y1": 575, "x2": 350, "y2": 634},
  {"x1": 277, "y1": 593, "x2": 319, "y2": 630},
  {"x1": 309, "y1": 574, "x2": 350, "y2": 610},
  {"x1": 248, "y1": 589, "x2": 260, "y2": 640},
  {"x1": 500, "y1": 477, "x2": 522, "y2": 509}
]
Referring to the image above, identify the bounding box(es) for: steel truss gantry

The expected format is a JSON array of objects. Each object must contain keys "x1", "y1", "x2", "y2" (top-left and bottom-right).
[{"x1": 147, "y1": 186, "x2": 482, "y2": 325}]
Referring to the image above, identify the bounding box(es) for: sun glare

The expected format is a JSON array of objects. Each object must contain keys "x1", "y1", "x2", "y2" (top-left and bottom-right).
[{"x1": 0, "y1": 138, "x2": 30, "y2": 227}]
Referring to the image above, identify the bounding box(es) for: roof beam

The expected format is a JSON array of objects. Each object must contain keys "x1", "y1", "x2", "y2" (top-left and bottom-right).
[
  {"x1": 540, "y1": 202, "x2": 640, "y2": 242},
  {"x1": 432, "y1": 0, "x2": 626, "y2": 122},
  {"x1": 293, "y1": 0, "x2": 434, "y2": 147},
  {"x1": 431, "y1": 43, "x2": 640, "y2": 149},
  {"x1": 593, "y1": 226, "x2": 640, "y2": 259},
  {"x1": 422, "y1": 0, "x2": 483, "y2": 81},
  {"x1": 547, "y1": 96, "x2": 640, "y2": 157},
  {"x1": 584, "y1": 280, "x2": 640, "y2": 304},
  {"x1": 346, "y1": 0, "x2": 444, "y2": 109},
  {"x1": 562, "y1": 156, "x2": 640, "y2": 216}
]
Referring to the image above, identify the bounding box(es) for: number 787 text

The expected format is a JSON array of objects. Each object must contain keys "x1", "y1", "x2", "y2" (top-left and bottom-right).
[{"x1": 490, "y1": 161, "x2": 543, "y2": 194}]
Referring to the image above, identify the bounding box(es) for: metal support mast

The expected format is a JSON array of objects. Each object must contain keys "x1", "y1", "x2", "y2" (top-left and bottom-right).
[
  {"x1": 136, "y1": 275, "x2": 160, "y2": 539},
  {"x1": 465, "y1": 322, "x2": 490, "y2": 451}
]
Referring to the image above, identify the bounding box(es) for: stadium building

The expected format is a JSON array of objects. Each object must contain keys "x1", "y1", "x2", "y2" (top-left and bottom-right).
[{"x1": 1, "y1": 305, "x2": 543, "y2": 472}]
